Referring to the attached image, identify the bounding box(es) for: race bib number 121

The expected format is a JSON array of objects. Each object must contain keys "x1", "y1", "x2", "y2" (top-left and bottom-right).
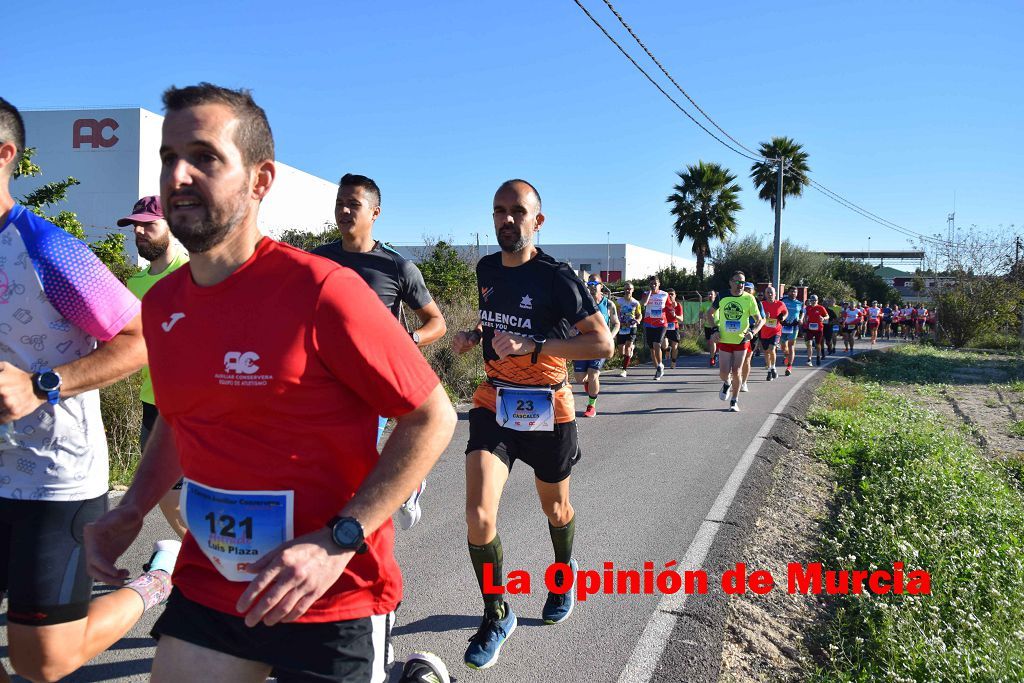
[{"x1": 181, "y1": 480, "x2": 294, "y2": 582}]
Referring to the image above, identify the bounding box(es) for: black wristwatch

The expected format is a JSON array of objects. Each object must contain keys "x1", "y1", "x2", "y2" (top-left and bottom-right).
[
  {"x1": 410, "y1": 330, "x2": 421, "y2": 345},
  {"x1": 326, "y1": 516, "x2": 367, "y2": 554},
  {"x1": 530, "y1": 335, "x2": 546, "y2": 364}
]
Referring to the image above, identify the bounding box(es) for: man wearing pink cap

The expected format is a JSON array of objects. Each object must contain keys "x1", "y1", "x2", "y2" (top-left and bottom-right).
[{"x1": 120, "y1": 196, "x2": 189, "y2": 538}]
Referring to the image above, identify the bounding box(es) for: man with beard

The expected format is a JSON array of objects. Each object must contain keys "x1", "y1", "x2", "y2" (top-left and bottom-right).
[
  {"x1": 121, "y1": 196, "x2": 189, "y2": 539},
  {"x1": 313, "y1": 173, "x2": 447, "y2": 531},
  {"x1": 452, "y1": 179, "x2": 612, "y2": 670},
  {"x1": 0, "y1": 96, "x2": 180, "y2": 683},
  {"x1": 85, "y1": 83, "x2": 456, "y2": 683}
]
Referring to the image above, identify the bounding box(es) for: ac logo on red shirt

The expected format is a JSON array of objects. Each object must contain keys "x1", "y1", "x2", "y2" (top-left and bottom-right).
[
  {"x1": 72, "y1": 119, "x2": 119, "y2": 149},
  {"x1": 224, "y1": 351, "x2": 260, "y2": 375}
]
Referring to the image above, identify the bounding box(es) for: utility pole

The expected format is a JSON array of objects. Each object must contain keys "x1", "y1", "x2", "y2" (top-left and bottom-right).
[{"x1": 772, "y1": 157, "x2": 784, "y2": 291}]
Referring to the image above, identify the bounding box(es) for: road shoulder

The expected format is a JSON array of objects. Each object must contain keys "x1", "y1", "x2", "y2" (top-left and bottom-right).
[{"x1": 651, "y1": 369, "x2": 833, "y2": 682}]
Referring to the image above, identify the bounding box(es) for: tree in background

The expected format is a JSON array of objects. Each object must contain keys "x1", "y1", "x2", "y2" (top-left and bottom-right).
[
  {"x1": 666, "y1": 161, "x2": 742, "y2": 283},
  {"x1": 277, "y1": 224, "x2": 341, "y2": 252},
  {"x1": 749, "y1": 136, "x2": 811, "y2": 211},
  {"x1": 708, "y1": 234, "x2": 826, "y2": 292},
  {"x1": 415, "y1": 239, "x2": 476, "y2": 304},
  {"x1": 824, "y1": 259, "x2": 901, "y2": 303},
  {"x1": 13, "y1": 148, "x2": 138, "y2": 282}
]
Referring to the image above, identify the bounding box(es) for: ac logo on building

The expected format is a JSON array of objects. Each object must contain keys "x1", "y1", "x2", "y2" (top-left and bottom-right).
[{"x1": 72, "y1": 118, "x2": 119, "y2": 149}]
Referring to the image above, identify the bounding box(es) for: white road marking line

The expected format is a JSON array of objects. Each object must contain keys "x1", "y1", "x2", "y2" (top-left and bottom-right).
[{"x1": 617, "y1": 357, "x2": 838, "y2": 683}]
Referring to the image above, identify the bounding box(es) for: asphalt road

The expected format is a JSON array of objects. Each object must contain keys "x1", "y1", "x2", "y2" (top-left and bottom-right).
[{"x1": 0, "y1": 341, "x2": 894, "y2": 682}]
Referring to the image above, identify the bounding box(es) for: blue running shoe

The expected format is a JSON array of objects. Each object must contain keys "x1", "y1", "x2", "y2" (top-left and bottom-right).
[
  {"x1": 543, "y1": 558, "x2": 578, "y2": 624},
  {"x1": 464, "y1": 603, "x2": 517, "y2": 670}
]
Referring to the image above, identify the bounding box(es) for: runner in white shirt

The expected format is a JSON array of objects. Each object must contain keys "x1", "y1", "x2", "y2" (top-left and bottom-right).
[{"x1": 866, "y1": 301, "x2": 882, "y2": 345}]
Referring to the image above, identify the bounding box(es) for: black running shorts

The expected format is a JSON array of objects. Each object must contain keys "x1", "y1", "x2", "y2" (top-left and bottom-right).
[
  {"x1": 703, "y1": 326, "x2": 718, "y2": 340},
  {"x1": 644, "y1": 326, "x2": 667, "y2": 347},
  {"x1": 466, "y1": 408, "x2": 580, "y2": 483},
  {"x1": 616, "y1": 329, "x2": 637, "y2": 344},
  {"x1": 152, "y1": 589, "x2": 395, "y2": 682},
  {"x1": 665, "y1": 328, "x2": 680, "y2": 343},
  {"x1": 0, "y1": 493, "x2": 108, "y2": 625}
]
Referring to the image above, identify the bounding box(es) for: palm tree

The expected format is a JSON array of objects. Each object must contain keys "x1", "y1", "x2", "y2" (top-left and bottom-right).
[
  {"x1": 667, "y1": 161, "x2": 742, "y2": 283},
  {"x1": 749, "y1": 136, "x2": 810, "y2": 210}
]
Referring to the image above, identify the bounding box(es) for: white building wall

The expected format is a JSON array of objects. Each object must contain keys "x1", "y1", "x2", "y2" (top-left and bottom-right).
[
  {"x1": 257, "y1": 164, "x2": 338, "y2": 237},
  {"x1": 18, "y1": 108, "x2": 337, "y2": 262},
  {"x1": 18, "y1": 108, "x2": 144, "y2": 243}
]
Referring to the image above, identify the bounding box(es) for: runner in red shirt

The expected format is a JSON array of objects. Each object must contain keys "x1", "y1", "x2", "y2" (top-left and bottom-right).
[
  {"x1": 85, "y1": 83, "x2": 457, "y2": 683},
  {"x1": 759, "y1": 286, "x2": 788, "y2": 381},
  {"x1": 803, "y1": 295, "x2": 830, "y2": 366},
  {"x1": 663, "y1": 289, "x2": 684, "y2": 369}
]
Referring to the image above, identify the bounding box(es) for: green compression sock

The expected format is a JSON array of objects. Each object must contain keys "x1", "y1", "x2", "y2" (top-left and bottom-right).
[
  {"x1": 469, "y1": 535, "x2": 504, "y2": 617},
  {"x1": 549, "y1": 514, "x2": 575, "y2": 565}
]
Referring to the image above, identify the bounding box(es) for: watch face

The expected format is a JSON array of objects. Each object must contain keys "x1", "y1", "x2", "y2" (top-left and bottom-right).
[
  {"x1": 38, "y1": 372, "x2": 61, "y2": 392},
  {"x1": 334, "y1": 520, "x2": 361, "y2": 546}
]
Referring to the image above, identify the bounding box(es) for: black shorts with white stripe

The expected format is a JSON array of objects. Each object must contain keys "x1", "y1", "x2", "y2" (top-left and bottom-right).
[{"x1": 152, "y1": 588, "x2": 395, "y2": 682}]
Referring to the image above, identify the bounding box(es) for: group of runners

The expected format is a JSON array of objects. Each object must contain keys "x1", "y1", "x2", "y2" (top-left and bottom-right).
[{"x1": 0, "y1": 84, "x2": 924, "y2": 683}]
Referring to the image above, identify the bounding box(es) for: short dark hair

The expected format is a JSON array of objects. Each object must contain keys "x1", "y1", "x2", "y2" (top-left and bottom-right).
[
  {"x1": 339, "y1": 173, "x2": 381, "y2": 208},
  {"x1": 497, "y1": 178, "x2": 542, "y2": 210},
  {"x1": 0, "y1": 97, "x2": 25, "y2": 172},
  {"x1": 732, "y1": 270, "x2": 746, "y2": 280},
  {"x1": 162, "y1": 83, "x2": 274, "y2": 167}
]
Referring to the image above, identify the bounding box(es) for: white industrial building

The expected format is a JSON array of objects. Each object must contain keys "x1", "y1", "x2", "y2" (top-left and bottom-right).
[
  {"x1": 15, "y1": 108, "x2": 338, "y2": 261},
  {"x1": 394, "y1": 242, "x2": 695, "y2": 282}
]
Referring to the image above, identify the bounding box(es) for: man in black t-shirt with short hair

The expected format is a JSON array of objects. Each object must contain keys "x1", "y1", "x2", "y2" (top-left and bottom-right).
[
  {"x1": 453, "y1": 179, "x2": 612, "y2": 670},
  {"x1": 313, "y1": 173, "x2": 446, "y2": 531}
]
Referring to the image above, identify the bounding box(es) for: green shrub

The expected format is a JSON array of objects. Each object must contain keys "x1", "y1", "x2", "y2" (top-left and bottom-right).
[
  {"x1": 100, "y1": 374, "x2": 143, "y2": 486},
  {"x1": 807, "y1": 374, "x2": 1024, "y2": 681}
]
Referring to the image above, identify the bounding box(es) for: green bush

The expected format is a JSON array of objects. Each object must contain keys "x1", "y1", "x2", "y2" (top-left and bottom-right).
[
  {"x1": 807, "y1": 373, "x2": 1024, "y2": 681},
  {"x1": 100, "y1": 374, "x2": 143, "y2": 486}
]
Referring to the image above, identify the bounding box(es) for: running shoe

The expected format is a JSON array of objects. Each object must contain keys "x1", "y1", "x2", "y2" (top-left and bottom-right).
[
  {"x1": 654, "y1": 364, "x2": 664, "y2": 381},
  {"x1": 397, "y1": 480, "x2": 426, "y2": 530},
  {"x1": 816, "y1": 355, "x2": 822, "y2": 366},
  {"x1": 729, "y1": 399, "x2": 740, "y2": 412},
  {"x1": 401, "y1": 652, "x2": 451, "y2": 683},
  {"x1": 719, "y1": 381, "x2": 731, "y2": 401},
  {"x1": 806, "y1": 359, "x2": 813, "y2": 366},
  {"x1": 542, "y1": 558, "x2": 578, "y2": 624},
  {"x1": 785, "y1": 366, "x2": 792, "y2": 377},
  {"x1": 583, "y1": 404, "x2": 597, "y2": 418},
  {"x1": 708, "y1": 357, "x2": 715, "y2": 368},
  {"x1": 465, "y1": 603, "x2": 517, "y2": 670},
  {"x1": 619, "y1": 370, "x2": 628, "y2": 378},
  {"x1": 766, "y1": 370, "x2": 773, "y2": 382},
  {"x1": 740, "y1": 382, "x2": 749, "y2": 392},
  {"x1": 671, "y1": 362, "x2": 677, "y2": 369}
]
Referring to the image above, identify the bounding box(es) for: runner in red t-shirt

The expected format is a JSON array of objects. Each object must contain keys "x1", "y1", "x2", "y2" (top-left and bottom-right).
[
  {"x1": 85, "y1": 84, "x2": 457, "y2": 683},
  {"x1": 759, "y1": 286, "x2": 788, "y2": 381},
  {"x1": 803, "y1": 295, "x2": 830, "y2": 366},
  {"x1": 663, "y1": 289, "x2": 684, "y2": 369}
]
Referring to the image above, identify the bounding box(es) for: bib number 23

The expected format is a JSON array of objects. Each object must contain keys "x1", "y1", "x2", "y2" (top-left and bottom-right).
[{"x1": 496, "y1": 386, "x2": 555, "y2": 432}]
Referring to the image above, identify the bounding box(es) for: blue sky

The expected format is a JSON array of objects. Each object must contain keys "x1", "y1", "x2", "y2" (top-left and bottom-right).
[{"x1": 4, "y1": 0, "x2": 1021, "y2": 259}]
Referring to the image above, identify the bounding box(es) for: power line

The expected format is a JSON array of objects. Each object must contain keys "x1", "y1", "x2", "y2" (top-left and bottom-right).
[
  {"x1": 571, "y1": 0, "x2": 956, "y2": 249},
  {"x1": 790, "y1": 170, "x2": 955, "y2": 246},
  {"x1": 570, "y1": 0, "x2": 764, "y2": 163},
  {"x1": 599, "y1": 0, "x2": 765, "y2": 160}
]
